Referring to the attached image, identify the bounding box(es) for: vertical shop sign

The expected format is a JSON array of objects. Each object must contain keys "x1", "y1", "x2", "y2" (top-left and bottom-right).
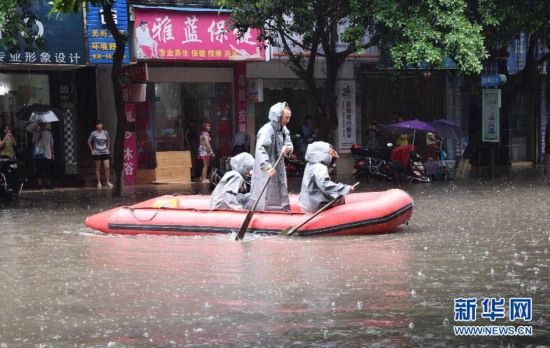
[
  {"x1": 337, "y1": 81, "x2": 356, "y2": 153},
  {"x1": 88, "y1": 0, "x2": 130, "y2": 64},
  {"x1": 123, "y1": 103, "x2": 137, "y2": 184},
  {"x1": 482, "y1": 89, "x2": 501, "y2": 142},
  {"x1": 235, "y1": 63, "x2": 247, "y2": 133},
  {"x1": 122, "y1": 84, "x2": 147, "y2": 102}
]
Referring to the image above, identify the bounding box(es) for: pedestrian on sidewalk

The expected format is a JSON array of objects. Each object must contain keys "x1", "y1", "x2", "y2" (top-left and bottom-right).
[
  {"x1": 198, "y1": 119, "x2": 215, "y2": 183},
  {"x1": 88, "y1": 120, "x2": 112, "y2": 188},
  {"x1": 33, "y1": 122, "x2": 54, "y2": 189}
]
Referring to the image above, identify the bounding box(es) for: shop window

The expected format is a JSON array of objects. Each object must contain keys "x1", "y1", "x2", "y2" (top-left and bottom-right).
[{"x1": 135, "y1": 82, "x2": 233, "y2": 168}]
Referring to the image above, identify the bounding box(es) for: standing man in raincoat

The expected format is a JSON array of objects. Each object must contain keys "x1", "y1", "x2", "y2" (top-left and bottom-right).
[
  {"x1": 210, "y1": 152, "x2": 254, "y2": 210},
  {"x1": 299, "y1": 141, "x2": 354, "y2": 213},
  {"x1": 246, "y1": 102, "x2": 293, "y2": 212}
]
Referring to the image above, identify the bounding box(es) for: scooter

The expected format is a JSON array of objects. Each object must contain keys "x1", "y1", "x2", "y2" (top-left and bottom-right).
[
  {"x1": 351, "y1": 143, "x2": 430, "y2": 183},
  {"x1": 285, "y1": 133, "x2": 309, "y2": 176},
  {"x1": 389, "y1": 144, "x2": 430, "y2": 183},
  {"x1": 285, "y1": 152, "x2": 305, "y2": 176},
  {"x1": 0, "y1": 157, "x2": 24, "y2": 201},
  {"x1": 351, "y1": 144, "x2": 401, "y2": 181}
]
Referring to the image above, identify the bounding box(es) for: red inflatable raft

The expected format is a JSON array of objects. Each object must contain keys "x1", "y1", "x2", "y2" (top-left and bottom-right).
[{"x1": 85, "y1": 189, "x2": 413, "y2": 237}]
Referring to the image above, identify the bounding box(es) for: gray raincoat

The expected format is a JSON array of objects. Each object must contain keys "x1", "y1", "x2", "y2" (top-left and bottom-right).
[
  {"x1": 210, "y1": 152, "x2": 254, "y2": 210},
  {"x1": 245, "y1": 102, "x2": 293, "y2": 211},
  {"x1": 298, "y1": 141, "x2": 352, "y2": 213}
]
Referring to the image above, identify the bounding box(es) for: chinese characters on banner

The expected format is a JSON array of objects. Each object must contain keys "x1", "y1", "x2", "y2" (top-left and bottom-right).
[
  {"x1": 482, "y1": 89, "x2": 500, "y2": 142},
  {"x1": 134, "y1": 8, "x2": 264, "y2": 61},
  {"x1": 87, "y1": 0, "x2": 130, "y2": 64},
  {"x1": 0, "y1": 1, "x2": 84, "y2": 65},
  {"x1": 337, "y1": 81, "x2": 356, "y2": 153},
  {"x1": 123, "y1": 103, "x2": 137, "y2": 185},
  {"x1": 234, "y1": 63, "x2": 247, "y2": 133}
]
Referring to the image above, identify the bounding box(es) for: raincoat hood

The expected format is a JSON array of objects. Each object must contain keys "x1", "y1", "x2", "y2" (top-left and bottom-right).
[
  {"x1": 305, "y1": 141, "x2": 331, "y2": 166},
  {"x1": 230, "y1": 152, "x2": 254, "y2": 176},
  {"x1": 268, "y1": 102, "x2": 288, "y2": 124}
]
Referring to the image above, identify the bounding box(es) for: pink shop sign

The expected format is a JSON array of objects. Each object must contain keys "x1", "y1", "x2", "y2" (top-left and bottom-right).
[{"x1": 134, "y1": 8, "x2": 264, "y2": 61}]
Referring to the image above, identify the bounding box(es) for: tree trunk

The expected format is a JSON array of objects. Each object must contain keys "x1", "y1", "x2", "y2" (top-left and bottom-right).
[
  {"x1": 102, "y1": 1, "x2": 127, "y2": 196},
  {"x1": 545, "y1": 62, "x2": 550, "y2": 174},
  {"x1": 322, "y1": 55, "x2": 340, "y2": 144}
]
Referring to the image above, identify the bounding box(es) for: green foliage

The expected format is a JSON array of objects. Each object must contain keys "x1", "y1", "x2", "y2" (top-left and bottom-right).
[
  {"x1": 224, "y1": 0, "x2": 490, "y2": 76},
  {"x1": 474, "y1": 0, "x2": 548, "y2": 49},
  {"x1": 373, "y1": 0, "x2": 487, "y2": 73},
  {"x1": 0, "y1": 0, "x2": 46, "y2": 52}
]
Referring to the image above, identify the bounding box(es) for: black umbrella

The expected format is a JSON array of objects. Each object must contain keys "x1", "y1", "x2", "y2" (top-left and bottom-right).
[{"x1": 16, "y1": 104, "x2": 63, "y2": 122}]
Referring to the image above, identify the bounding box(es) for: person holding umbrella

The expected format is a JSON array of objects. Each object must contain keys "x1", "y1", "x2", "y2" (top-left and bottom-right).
[{"x1": 33, "y1": 122, "x2": 54, "y2": 189}]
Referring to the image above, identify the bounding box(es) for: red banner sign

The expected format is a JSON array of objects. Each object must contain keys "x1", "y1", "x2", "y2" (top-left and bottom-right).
[{"x1": 134, "y1": 8, "x2": 264, "y2": 61}]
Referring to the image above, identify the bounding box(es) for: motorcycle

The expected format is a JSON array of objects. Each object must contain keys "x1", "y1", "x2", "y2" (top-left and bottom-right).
[
  {"x1": 351, "y1": 144, "x2": 401, "y2": 181},
  {"x1": 285, "y1": 152, "x2": 305, "y2": 176},
  {"x1": 351, "y1": 143, "x2": 430, "y2": 183},
  {"x1": 0, "y1": 156, "x2": 24, "y2": 200},
  {"x1": 389, "y1": 144, "x2": 430, "y2": 183},
  {"x1": 285, "y1": 133, "x2": 308, "y2": 176}
]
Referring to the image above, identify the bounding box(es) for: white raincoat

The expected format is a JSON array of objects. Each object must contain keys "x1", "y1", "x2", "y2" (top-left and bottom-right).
[
  {"x1": 210, "y1": 152, "x2": 254, "y2": 210},
  {"x1": 298, "y1": 141, "x2": 352, "y2": 213},
  {"x1": 245, "y1": 102, "x2": 293, "y2": 211}
]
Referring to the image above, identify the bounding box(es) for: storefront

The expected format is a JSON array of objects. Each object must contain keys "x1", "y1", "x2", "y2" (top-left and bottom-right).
[
  {"x1": 0, "y1": 0, "x2": 85, "y2": 184},
  {"x1": 127, "y1": 6, "x2": 264, "y2": 183}
]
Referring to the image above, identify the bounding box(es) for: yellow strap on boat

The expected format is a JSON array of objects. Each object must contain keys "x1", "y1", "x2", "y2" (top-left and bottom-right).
[{"x1": 151, "y1": 198, "x2": 178, "y2": 208}]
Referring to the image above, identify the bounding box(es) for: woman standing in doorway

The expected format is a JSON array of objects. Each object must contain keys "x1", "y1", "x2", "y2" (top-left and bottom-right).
[
  {"x1": 88, "y1": 120, "x2": 112, "y2": 188},
  {"x1": 0, "y1": 123, "x2": 17, "y2": 158},
  {"x1": 197, "y1": 119, "x2": 214, "y2": 183}
]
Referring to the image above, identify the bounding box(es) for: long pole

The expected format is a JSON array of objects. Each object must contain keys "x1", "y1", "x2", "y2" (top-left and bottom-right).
[{"x1": 235, "y1": 151, "x2": 285, "y2": 240}]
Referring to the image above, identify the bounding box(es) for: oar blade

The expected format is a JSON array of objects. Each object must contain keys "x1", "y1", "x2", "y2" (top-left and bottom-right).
[
  {"x1": 235, "y1": 211, "x2": 253, "y2": 240},
  {"x1": 285, "y1": 227, "x2": 299, "y2": 237},
  {"x1": 235, "y1": 152, "x2": 285, "y2": 241},
  {"x1": 279, "y1": 227, "x2": 294, "y2": 237}
]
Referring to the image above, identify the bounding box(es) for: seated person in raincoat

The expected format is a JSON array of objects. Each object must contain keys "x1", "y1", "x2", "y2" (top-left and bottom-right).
[
  {"x1": 210, "y1": 152, "x2": 255, "y2": 210},
  {"x1": 298, "y1": 141, "x2": 354, "y2": 214}
]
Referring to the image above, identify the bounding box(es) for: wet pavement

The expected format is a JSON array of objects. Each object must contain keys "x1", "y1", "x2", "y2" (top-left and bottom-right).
[{"x1": 1, "y1": 170, "x2": 550, "y2": 347}]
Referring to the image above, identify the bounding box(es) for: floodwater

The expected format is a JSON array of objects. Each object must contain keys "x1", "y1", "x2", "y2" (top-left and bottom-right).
[{"x1": 1, "y1": 171, "x2": 549, "y2": 347}]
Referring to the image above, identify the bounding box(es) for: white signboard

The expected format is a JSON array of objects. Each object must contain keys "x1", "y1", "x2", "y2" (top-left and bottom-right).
[
  {"x1": 247, "y1": 78, "x2": 263, "y2": 103},
  {"x1": 482, "y1": 89, "x2": 500, "y2": 143},
  {"x1": 268, "y1": 17, "x2": 379, "y2": 60},
  {"x1": 337, "y1": 80, "x2": 356, "y2": 153}
]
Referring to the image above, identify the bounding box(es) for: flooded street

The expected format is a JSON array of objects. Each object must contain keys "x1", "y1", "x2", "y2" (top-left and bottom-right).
[{"x1": 1, "y1": 173, "x2": 549, "y2": 347}]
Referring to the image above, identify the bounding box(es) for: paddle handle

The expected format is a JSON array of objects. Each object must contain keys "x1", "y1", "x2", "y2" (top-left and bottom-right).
[
  {"x1": 235, "y1": 151, "x2": 285, "y2": 240},
  {"x1": 250, "y1": 151, "x2": 285, "y2": 213},
  {"x1": 286, "y1": 182, "x2": 359, "y2": 236}
]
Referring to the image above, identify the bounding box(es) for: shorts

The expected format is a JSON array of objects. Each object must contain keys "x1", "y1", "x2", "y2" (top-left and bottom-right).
[
  {"x1": 94, "y1": 154, "x2": 110, "y2": 161},
  {"x1": 198, "y1": 155, "x2": 213, "y2": 161}
]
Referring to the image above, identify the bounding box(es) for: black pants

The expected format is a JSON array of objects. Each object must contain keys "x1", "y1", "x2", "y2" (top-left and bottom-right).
[{"x1": 35, "y1": 158, "x2": 52, "y2": 183}]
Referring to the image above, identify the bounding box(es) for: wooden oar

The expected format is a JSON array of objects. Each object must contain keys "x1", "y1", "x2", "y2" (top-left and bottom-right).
[
  {"x1": 280, "y1": 182, "x2": 360, "y2": 237},
  {"x1": 235, "y1": 151, "x2": 285, "y2": 241}
]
